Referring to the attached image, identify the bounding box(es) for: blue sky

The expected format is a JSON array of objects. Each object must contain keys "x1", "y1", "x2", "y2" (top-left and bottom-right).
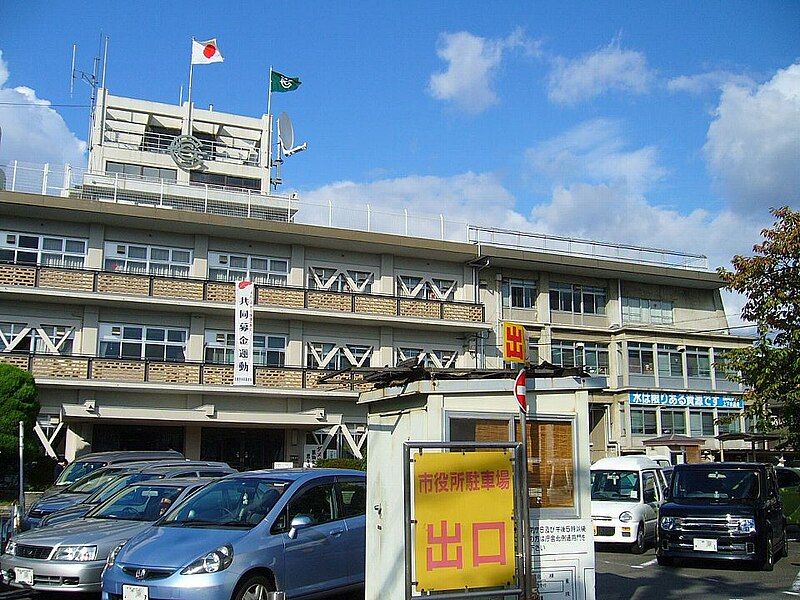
[{"x1": 1, "y1": 1, "x2": 799, "y2": 277}]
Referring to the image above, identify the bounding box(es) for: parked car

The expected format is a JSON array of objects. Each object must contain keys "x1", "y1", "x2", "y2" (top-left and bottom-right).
[
  {"x1": 776, "y1": 466, "x2": 800, "y2": 526},
  {"x1": 1, "y1": 478, "x2": 210, "y2": 593},
  {"x1": 591, "y1": 456, "x2": 668, "y2": 553},
  {"x1": 40, "y1": 462, "x2": 236, "y2": 528},
  {"x1": 657, "y1": 462, "x2": 788, "y2": 570},
  {"x1": 648, "y1": 454, "x2": 674, "y2": 484},
  {"x1": 102, "y1": 469, "x2": 366, "y2": 600},
  {"x1": 44, "y1": 451, "x2": 185, "y2": 498},
  {"x1": 24, "y1": 459, "x2": 209, "y2": 530}
]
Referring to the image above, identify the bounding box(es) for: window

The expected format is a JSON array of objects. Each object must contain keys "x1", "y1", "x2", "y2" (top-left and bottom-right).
[
  {"x1": 713, "y1": 348, "x2": 736, "y2": 379},
  {"x1": 551, "y1": 340, "x2": 609, "y2": 375},
  {"x1": 396, "y1": 275, "x2": 457, "y2": 300},
  {"x1": 621, "y1": 297, "x2": 674, "y2": 325},
  {"x1": 777, "y1": 469, "x2": 800, "y2": 489},
  {"x1": 208, "y1": 252, "x2": 288, "y2": 286},
  {"x1": 141, "y1": 125, "x2": 181, "y2": 152},
  {"x1": 717, "y1": 410, "x2": 742, "y2": 434},
  {"x1": 204, "y1": 331, "x2": 286, "y2": 366},
  {"x1": 309, "y1": 267, "x2": 374, "y2": 293},
  {"x1": 518, "y1": 420, "x2": 575, "y2": 509},
  {"x1": 339, "y1": 480, "x2": 366, "y2": 518},
  {"x1": 449, "y1": 418, "x2": 511, "y2": 443},
  {"x1": 549, "y1": 283, "x2": 606, "y2": 315},
  {"x1": 399, "y1": 348, "x2": 458, "y2": 369},
  {"x1": 104, "y1": 242, "x2": 192, "y2": 277},
  {"x1": 105, "y1": 161, "x2": 177, "y2": 182},
  {"x1": 627, "y1": 342, "x2": 655, "y2": 375},
  {"x1": 0, "y1": 323, "x2": 75, "y2": 355},
  {"x1": 657, "y1": 344, "x2": 684, "y2": 378},
  {"x1": 277, "y1": 483, "x2": 338, "y2": 531},
  {"x1": 686, "y1": 347, "x2": 711, "y2": 378},
  {"x1": 660, "y1": 409, "x2": 687, "y2": 435},
  {"x1": 306, "y1": 342, "x2": 371, "y2": 370},
  {"x1": 0, "y1": 232, "x2": 87, "y2": 268},
  {"x1": 631, "y1": 408, "x2": 657, "y2": 435},
  {"x1": 502, "y1": 279, "x2": 537, "y2": 309},
  {"x1": 99, "y1": 324, "x2": 187, "y2": 362},
  {"x1": 642, "y1": 471, "x2": 658, "y2": 504},
  {"x1": 189, "y1": 171, "x2": 260, "y2": 191},
  {"x1": 690, "y1": 410, "x2": 715, "y2": 436}
]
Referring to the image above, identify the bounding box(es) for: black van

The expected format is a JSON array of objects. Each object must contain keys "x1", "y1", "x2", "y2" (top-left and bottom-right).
[{"x1": 657, "y1": 462, "x2": 787, "y2": 570}]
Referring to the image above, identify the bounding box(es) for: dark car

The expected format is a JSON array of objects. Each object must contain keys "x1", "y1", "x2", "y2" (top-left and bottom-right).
[{"x1": 657, "y1": 462, "x2": 788, "y2": 570}]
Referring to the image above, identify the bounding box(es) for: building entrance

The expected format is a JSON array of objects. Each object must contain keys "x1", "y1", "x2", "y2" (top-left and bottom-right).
[
  {"x1": 200, "y1": 427, "x2": 285, "y2": 471},
  {"x1": 92, "y1": 424, "x2": 185, "y2": 453}
]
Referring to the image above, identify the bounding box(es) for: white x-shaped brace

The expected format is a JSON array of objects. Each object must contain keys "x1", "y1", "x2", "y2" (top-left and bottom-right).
[
  {"x1": 308, "y1": 267, "x2": 374, "y2": 293},
  {"x1": 0, "y1": 324, "x2": 76, "y2": 354},
  {"x1": 33, "y1": 422, "x2": 64, "y2": 460},
  {"x1": 317, "y1": 424, "x2": 366, "y2": 460},
  {"x1": 396, "y1": 347, "x2": 457, "y2": 368},
  {"x1": 395, "y1": 275, "x2": 457, "y2": 301},
  {"x1": 307, "y1": 343, "x2": 373, "y2": 369}
]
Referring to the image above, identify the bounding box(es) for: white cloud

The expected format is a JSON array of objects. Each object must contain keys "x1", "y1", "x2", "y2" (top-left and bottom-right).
[
  {"x1": 547, "y1": 37, "x2": 655, "y2": 105},
  {"x1": 428, "y1": 29, "x2": 535, "y2": 114},
  {"x1": 667, "y1": 70, "x2": 754, "y2": 94},
  {"x1": 0, "y1": 49, "x2": 86, "y2": 166},
  {"x1": 525, "y1": 119, "x2": 665, "y2": 194},
  {"x1": 703, "y1": 62, "x2": 800, "y2": 214}
]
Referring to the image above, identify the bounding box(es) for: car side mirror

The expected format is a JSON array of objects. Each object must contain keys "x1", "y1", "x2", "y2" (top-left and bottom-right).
[{"x1": 288, "y1": 515, "x2": 313, "y2": 539}]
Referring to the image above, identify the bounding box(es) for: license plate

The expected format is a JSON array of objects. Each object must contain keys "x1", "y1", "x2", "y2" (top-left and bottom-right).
[
  {"x1": 693, "y1": 538, "x2": 717, "y2": 552},
  {"x1": 15, "y1": 567, "x2": 33, "y2": 586},
  {"x1": 123, "y1": 585, "x2": 149, "y2": 600}
]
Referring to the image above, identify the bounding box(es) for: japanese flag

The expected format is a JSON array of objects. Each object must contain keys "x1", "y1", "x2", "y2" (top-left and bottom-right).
[{"x1": 191, "y1": 38, "x2": 224, "y2": 65}]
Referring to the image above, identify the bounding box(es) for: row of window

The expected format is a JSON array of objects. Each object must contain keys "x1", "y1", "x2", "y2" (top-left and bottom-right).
[
  {"x1": 628, "y1": 343, "x2": 727, "y2": 379},
  {"x1": 550, "y1": 340, "x2": 609, "y2": 375},
  {"x1": 630, "y1": 407, "x2": 742, "y2": 436}
]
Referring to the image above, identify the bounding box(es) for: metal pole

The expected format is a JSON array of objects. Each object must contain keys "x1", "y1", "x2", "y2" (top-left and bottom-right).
[
  {"x1": 187, "y1": 45, "x2": 195, "y2": 135},
  {"x1": 98, "y1": 36, "x2": 109, "y2": 148},
  {"x1": 519, "y1": 407, "x2": 531, "y2": 599},
  {"x1": 18, "y1": 421, "x2": 24, "y2": 513},
  {"x1": 266, "y1": 67, "x2": 273, "y2": 189}
]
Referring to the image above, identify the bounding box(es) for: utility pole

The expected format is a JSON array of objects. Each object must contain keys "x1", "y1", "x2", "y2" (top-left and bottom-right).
[{"x1": 18, "y1": 421, "x2": 24, "y2": 514}]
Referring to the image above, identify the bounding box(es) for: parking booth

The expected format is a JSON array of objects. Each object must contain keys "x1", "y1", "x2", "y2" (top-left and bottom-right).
[{"x1": 360, "y1": 368, "x2": 606, "y2": 600}]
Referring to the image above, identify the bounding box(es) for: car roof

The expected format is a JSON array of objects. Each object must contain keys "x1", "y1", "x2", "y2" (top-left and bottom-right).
[
  {"x1": 133, "y1": 477, "x2": 215, "y2": 488},
  {"x1": 137, "y1": 462, "x2": 234, "y2": 474},
  {"x1": 71, "y1": 450, "x2": 184, "y2": 462},
  {"x1": 591, "y1": 456, "x2": 661, "y2": 471},
  {"x1": 228, "y1": 468, "x2": 365, "y2": 482},
  {"x1": 674, "y1": 462, "x2": 769, "y2": 470}
]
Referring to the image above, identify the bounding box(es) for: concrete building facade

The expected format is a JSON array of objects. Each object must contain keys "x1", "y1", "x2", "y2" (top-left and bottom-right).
[{"x1": 0, "y1": 91, "x2": 752, "y2": 470}]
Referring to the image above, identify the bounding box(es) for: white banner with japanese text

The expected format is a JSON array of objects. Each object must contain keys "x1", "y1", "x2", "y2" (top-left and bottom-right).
[{"x1": 234, "y1": 280, "x2": 254, "y2": 385}]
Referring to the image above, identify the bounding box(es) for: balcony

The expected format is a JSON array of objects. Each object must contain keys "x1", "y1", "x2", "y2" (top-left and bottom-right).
[
  {"x1": 0, "y1": 352, "x2": 370, "y2": 393},
  {"x1": 104, "y1": 130, "x2": 261, "y2": 167},
  {"x1": 0, "y1": 263, "x2": 485, "y2": 324}
]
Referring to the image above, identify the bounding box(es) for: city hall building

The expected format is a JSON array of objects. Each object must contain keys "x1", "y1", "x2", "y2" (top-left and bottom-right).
[{"x1": 0, "y1": 89, "x2": 753, "y2": 470}]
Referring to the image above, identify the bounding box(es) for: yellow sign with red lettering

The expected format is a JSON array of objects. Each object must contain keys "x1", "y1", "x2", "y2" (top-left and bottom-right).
[
  {"x1": 413, "y1": 451, "x2": 516, "y2": 593},
  {"x1": 502, "y1": 321, "x2": 527, "y2": 363}
]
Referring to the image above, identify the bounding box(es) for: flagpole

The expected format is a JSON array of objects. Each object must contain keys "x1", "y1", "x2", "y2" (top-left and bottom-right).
[
  {"x1": 266, "y1": 65, "x2": 273, "y2": 189},
  {"x1": 187, "y1": 39, "x2": 195, "y2": 134}
]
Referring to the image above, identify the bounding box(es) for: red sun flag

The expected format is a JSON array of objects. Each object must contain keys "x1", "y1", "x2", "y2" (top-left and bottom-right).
[
  {"x1": 514, "y1": 369, "x2": 527, "y2": 412},
  {"x1": 191, "y1": 38, "x2": 224, "y2": 65}
]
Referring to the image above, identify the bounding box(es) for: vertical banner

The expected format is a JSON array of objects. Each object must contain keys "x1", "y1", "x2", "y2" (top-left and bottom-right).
[
  {"x1": 234, "y1": 280, "x2": 254, "y2": 386},
  {"x1": 502, "y1": 321, "x2": 527, "y2": 363},
  {"x1": 413, "y1": 451, "x2": 516, "y2": 593}
]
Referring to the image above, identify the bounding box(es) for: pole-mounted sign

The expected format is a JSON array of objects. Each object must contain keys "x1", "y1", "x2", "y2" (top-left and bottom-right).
[{"x1": 234, "y1": 281, "x2": 254, "y2": 386}]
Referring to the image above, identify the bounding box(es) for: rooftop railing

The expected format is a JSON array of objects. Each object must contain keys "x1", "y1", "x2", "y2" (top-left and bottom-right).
[
  {"x1": 103, "y1": 130, "x2": 261, "y2": 167},
  {"x1": 0, "y1": 159, "x2": 710, "y2": 271}
]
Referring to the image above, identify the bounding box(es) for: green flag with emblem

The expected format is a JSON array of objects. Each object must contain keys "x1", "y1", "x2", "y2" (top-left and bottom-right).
[{"x1": 271, "y1": 70, "x2": 301, "y2": 93}]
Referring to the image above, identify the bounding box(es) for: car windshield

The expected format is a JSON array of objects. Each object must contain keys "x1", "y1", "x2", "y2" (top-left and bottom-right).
[
  {"x1": 56, "y1": 461, "x2": 106, "y2": 485},
  {"x1": 591, "y1": 470, "x2": 641, "y2": 502},
  {"x1": 91, "y1": 485, "x2": 184, "y2": 521},
  {"x1": 87, "y1": 473, "x2": 164, "y2": 504},
  {"x1": 672, "y1": 469, "x2": 760, "y2": 500},
  {"x1": 66, "y1": 469, "x2": 126, "y2": 494},
  {"x1": 162, "y1": 477, "x2": 289, "y2": 528}
]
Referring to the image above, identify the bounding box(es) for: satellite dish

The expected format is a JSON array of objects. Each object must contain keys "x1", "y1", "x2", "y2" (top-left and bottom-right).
[{"x1": 276, "y1": 112, "x2": 308, "y2": 157}]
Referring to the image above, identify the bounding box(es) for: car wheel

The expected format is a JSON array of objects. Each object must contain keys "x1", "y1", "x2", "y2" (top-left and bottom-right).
[
  {"x1": 233, "y1": 575, "x2": 275, "y2": 600},
  {"x1": 760, "y1": 533, "x2": 774, "y2": 572},
  {"x1": 656, "y1": 554, "x2": 673, "y2": 567},
  {"x1": 631, "y1": 523, "x2": 646, "y2": 554}
]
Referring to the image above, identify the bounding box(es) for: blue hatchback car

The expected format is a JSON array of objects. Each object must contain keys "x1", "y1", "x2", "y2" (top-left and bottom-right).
[{"x1": 101, "y1": 469, "x2": 366, "y2": 600}]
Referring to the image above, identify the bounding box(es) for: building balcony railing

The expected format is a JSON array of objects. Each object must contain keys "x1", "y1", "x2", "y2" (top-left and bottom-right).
[
  {"x1": 103, "y1": 131, "x2": 261, "y2": 167},
  {"x1": 0, "y1": 352, "x2": 370, "y2": 392},
  {"x1": 0, "y1": 263, "x2": 486, "y2": 323}
]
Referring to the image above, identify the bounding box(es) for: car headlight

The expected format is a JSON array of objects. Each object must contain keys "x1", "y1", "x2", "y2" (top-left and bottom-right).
[
  {"x1": 181, "y1": 545, "x2": 234, "y2": 575},
  {"x1": 660, "y1": 516, "x2": 676, "y2": 530},
  {"x1": 53, "y1": 545, "x2": 97, "y2": 561},
  {"x1": 619, "y1": 511, "x2": 633, "y2": 523},
  {"x1": 738, "y1": 518, "x2": 756, "y2": 534},
  {"x1": 106, "y1": 542, "x2": 127, "y2": 569},
  {"x1": 4, "y1": 540, "x2": 16, "y2": 556}
]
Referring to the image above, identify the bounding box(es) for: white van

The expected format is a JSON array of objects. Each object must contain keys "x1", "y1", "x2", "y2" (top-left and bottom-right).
[{"x1": 590, "y1": 456, "x2": 667, "y2": 553}]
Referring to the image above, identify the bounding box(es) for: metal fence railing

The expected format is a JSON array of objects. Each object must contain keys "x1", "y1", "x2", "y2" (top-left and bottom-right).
[{"x1": 0, "y1": 159, "x2": 711, "y2": 271}]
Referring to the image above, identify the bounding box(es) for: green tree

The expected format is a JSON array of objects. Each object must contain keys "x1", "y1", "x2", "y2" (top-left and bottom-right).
[
  {"x1": 717, "y1": 207, "x2": 800, "y2": 446},
  {"x1": 0, "y1": 364, "x2": 40, "y2": 470}
]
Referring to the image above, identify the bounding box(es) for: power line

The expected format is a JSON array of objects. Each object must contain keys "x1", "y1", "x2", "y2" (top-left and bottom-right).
[{"x1": 0, "y1": 102, "x2": 89, "y2": 108}]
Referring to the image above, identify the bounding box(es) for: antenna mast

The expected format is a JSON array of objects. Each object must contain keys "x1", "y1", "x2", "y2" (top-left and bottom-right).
[{"x1": 70, "y1": 34, "x2": 109, "y2": 162}]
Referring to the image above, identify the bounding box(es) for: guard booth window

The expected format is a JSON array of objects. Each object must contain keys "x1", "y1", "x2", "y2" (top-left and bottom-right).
[{"x1": 448, "y1": 416, "x2": 575, "y2": 509}]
